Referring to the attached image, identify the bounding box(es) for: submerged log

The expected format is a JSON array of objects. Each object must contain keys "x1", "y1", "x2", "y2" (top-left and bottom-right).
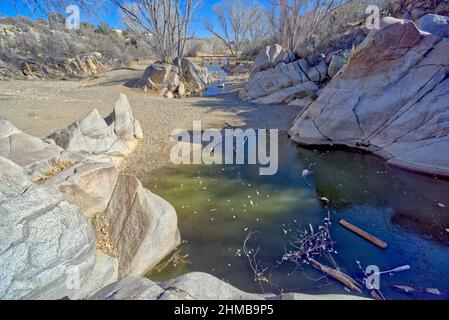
[
  {"x1": 309, "y1": 259, "x2": 362, "y2": 293},
  {"x1": 339, "y1": 219, "x2": 388, "y2": 249}
]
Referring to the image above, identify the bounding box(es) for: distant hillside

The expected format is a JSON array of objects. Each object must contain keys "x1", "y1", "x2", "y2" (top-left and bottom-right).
[{"x1": 0, "y1": 16, "x2": 152, "y2": 80}]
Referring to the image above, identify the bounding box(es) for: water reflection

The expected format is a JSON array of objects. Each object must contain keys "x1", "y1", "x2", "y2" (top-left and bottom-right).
[{"x1": 143, "y1": 134, "x2": 449, "y2": 300}]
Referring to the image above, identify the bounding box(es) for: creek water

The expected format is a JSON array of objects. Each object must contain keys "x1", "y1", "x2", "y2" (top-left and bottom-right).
[
  {"x1": 202, "y1": 64, "x2": 229, "y2": 97},
  {"x1": 143, "y1": 131, "x2": 449, "y2": 300}
]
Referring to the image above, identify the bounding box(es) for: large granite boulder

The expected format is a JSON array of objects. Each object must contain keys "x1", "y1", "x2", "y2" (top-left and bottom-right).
[
  {"x1": 252, "y1": 44, "x2": 293, "y2": 73},
  {"x1": 135, "y1": 59, "x2": 208, "y2": 97},
  {"x1": 416, "y1": 14, "x2": 449, "y2": 38},
  {"x1": 135, "y1": 63, "x2": 180, "y2": 94},
  {"x1": 90, "y1": 273, "x2": 261, "y2": 300},
  {"x1": 105, "y1": 175, "x2": 180, "y2": 277},
  {"x1": 240, "y1": 43, "x2": 327, "y2": 105},
  {"x1": 173, "y1": 57, "x2": 209, "y2": 94},
  {"x1": 157, "y1": 272, "x2": 262, "y2": 300},
  {"x1": 0, "y1": 118, "x2": 62, "y2": 178},
  {"x1": 289, "y1": 17, "x2": 449, "y2": 177},
  {"x1": 90, "y1": 272, "x2": 369, "y2": 300},
  {"x1": 48, "y1": 94, "x2": 141, "y2": 168},
  {"x1": 0, "y1": 186, "x2": 96, "y2": 299}
]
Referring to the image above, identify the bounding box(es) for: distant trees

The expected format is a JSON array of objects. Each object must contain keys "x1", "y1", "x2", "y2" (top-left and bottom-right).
[{"x1": 206, "y1": 0, "x2": 268, "y2": 57}]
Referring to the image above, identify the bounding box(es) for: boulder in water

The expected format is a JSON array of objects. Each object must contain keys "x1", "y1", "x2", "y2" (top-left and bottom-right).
[{"x1": 289, "y1": 17, "x2": 449, "y2": 177}]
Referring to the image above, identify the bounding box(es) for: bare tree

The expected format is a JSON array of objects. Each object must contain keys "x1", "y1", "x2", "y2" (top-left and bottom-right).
[
  {"x1": 10, "y1": 0, "x2": 201, "y2": 63},
  {"x1": 113, "y1": 0, "x2": 201, "y2": 63},
  {"x1": 206, "y1": 0, "x2": 267, "y2": 56},
  {"x1": 266, "y1": 0, "x2": 349, "y2": 50}
]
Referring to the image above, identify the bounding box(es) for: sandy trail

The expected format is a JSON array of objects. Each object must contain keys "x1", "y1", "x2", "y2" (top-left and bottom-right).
[{"x1": 0, "y1": 67, "x2": 303, "y2": 178}]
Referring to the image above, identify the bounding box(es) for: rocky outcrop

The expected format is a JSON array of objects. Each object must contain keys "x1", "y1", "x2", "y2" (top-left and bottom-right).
[
  {"x1": 91, "y1": 272, "x2": 369, "y2": 300},
  {"x1": 63, "y1": 53, "x2": 106, "y2": 77},
  {"x1": 0, "y1": 94, "x2": 182, "y2": 299},
  {"x1": 17, "y1": 53, "x2": 107, "y2": 80},
  {"x1": 0, "y1": 118, "x2": 62, "y2": 178},
  {"x1": 106, "y1": 175, "x2": 180, "y2": 277},
  {"x1": 48, "y1": 94, "x2": 141, "y2": 168},
  {"x1": 0, "y1": 185, "x2": 96, "y2": 299},
  {"x1": 240, "y1": 43, "x2": 344, "y2": 105},
  {"x1": 135, "y1": 58, "x2": 209, "y2": 97},
  {"x1": 289, "y1": 17, "x2": 449, "y2": 177}
]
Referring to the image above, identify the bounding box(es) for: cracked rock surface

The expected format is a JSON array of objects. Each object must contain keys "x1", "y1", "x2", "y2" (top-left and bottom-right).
[{"x1": 289, "y1": 17, "x2": 449, "y2": 177}]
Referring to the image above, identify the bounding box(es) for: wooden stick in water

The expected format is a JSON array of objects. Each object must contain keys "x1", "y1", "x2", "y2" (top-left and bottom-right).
[
  {"x1": 339, "y1": 219, "x2": 388, "y2": 249},
  {"x1": 309, "y1": 259, "x2": 362, "y2": 293}
]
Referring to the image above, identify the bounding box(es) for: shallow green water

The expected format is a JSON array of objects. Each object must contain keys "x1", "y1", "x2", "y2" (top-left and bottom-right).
[{"x1": 144, "y1": 134, "x2": 449, "y2": 300}]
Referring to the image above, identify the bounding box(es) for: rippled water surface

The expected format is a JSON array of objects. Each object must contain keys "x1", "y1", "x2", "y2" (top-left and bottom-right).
[{"x1": 144, "y1": 134, "x2": 449, "y2": 300}]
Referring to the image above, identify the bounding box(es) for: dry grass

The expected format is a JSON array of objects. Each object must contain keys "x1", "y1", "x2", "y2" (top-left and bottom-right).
[
  {"x1": 33, "y1": 161, "x2": 74, "y2": 184},
  {"x1": 91, "y1": 214, "x2": 117, "y2": 257}
]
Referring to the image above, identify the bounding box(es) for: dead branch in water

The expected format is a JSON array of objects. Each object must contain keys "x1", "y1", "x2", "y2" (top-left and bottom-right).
[
  {"x1": 309, "y1": 258, "x2": 362, "y2": 293},
  {"x1": 243, "y1": 231, "x2": 271, "y2": 293},
  {"x1": 153, "y1": 248, "x2": 191, "y2": 273},
  {"x1": 281, "y1": 208, "x2": 336, "y2": 268}
]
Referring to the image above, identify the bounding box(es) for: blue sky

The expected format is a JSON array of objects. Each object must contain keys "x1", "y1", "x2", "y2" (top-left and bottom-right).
[{"x1": 0, "y1": 0, "x2": 238, "y2": 38}]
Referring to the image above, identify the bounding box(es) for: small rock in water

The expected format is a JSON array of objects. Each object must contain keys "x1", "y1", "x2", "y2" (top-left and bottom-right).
[
  {"x1": 425, "y1": 288, "x2": 443, "y2": 295},
  {"x1": 391, "y1": 284, "x2": 416, "y2": 293},
  {"x1": 320, "y1": 197, "x2": 330, "y2": 204},
  {"x1": 302, "y1": 169, "x2": 312, "y2": 177}
]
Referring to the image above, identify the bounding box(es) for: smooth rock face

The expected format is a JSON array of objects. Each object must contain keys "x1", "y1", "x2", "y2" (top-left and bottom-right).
[
  {"x1": 91, "y1": 273, "x2": 368, "y2": 300},
  {"x1": 0, "y1": 118, "x2": 62, "y2": 178},
  {"x1": 105, "y1": 175, "x2": 180, "y2": 277},
  {"x1": 240, "y1": 44, "x2": 327, "y2": 104},
  {"x1": 48, "y1": 94, "x2": 141, "y2": 167},
  {"x1": 251, "y1": 82, "x2": 318, "y2": 105},
  {"x1": 0, "y1": 187, "x2": 96, "y2": 299},
  {"x1": 416, "y1": 14, "x2": 449, "y2": 38},
  {"x1": 90, "y1": 277, "x2": 165, "y2": 300},
  {"x1": 158, "y1": 272, "x2": 262, "y2": 300},
  {"x1": 252, "y1": 44, "x2": 291, "y2": 73},
  {"x1": 0, "y1": 156, "x2": 31, "y2": 201},
  {"x1": 71, "y1": 251, "x2": 118, "y2": 300},
  {"x1": 90, "y1": 273, "x2": 260, "y2": 300},
  {"x1": 39, "y1": 162, "x2": 118, "y2": 218},
  {"x1": 289, "y1": 18, "x2": 449, "y2": 177}
]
